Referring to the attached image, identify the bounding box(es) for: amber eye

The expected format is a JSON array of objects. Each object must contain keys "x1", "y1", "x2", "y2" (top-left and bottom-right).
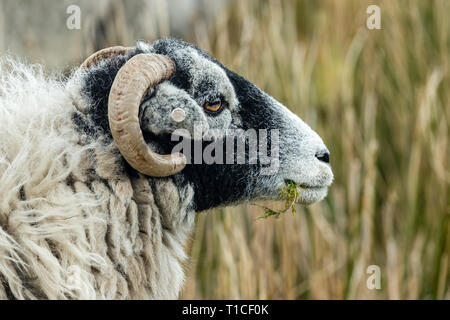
[{"x1": 204, "y1": 98, "x2": 223, "y2": 113}]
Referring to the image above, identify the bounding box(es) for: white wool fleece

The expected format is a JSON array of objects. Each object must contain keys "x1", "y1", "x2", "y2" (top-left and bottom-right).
[{"x1": 0, "y1": 57, "x2": 195, "y2": 299}]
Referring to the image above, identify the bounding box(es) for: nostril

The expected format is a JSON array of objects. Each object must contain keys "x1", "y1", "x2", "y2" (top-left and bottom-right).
[{"x1": 316, "y1": 151, "x2": 330, "y2": 163}]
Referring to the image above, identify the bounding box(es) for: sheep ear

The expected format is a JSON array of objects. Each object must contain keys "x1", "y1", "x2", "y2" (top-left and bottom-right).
[{"x1": 80, "y1": 46, "x2": 131, "y2": 69}]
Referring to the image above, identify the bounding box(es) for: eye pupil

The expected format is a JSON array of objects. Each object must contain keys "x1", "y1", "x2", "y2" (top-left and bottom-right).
[{"x1": 204, "y1": 98, "x2": 223, "y2": 112}]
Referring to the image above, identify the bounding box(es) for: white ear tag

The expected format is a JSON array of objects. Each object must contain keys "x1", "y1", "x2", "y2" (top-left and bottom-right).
[{"x1": 170, "y1": 108, "x2": 186, "y2": 123}]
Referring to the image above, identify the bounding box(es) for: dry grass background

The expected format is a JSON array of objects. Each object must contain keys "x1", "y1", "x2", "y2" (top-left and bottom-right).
[
  {"x1": 186, "y1": 0, "x2": 450, "y2": 300},
  {"x1": 1, "y1": 0, "x2": 449, "y2": 299}
]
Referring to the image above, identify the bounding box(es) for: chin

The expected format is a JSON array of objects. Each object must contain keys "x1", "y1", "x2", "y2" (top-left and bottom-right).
[{"x1": 296, "y1": 186, "x2": 329, "y2": 205}]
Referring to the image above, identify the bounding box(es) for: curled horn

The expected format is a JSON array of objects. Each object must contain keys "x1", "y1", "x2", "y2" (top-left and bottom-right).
[
  {"x1": 80, "y1": 46, "x2": 131, "y2": 69},
  {"x1": 107, "y1": 54, "x2": 186, "y2": 177}
]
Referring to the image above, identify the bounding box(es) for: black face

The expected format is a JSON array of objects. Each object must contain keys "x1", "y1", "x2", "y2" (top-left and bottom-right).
[
  {"x1": 76, "y1": 39, "x2": 333, "y2": 212},
  {"x1": 76, "y1": 40, "x2": 276, "y2": 211},
  {"x1": 147, "y1": 132, "x2": 266, "y2": 211},
  {"x1": 148, "y1": 40, "x2": 284, "y2": 211}
]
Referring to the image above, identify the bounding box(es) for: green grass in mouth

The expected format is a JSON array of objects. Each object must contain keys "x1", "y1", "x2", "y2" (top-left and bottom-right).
[{"x1": 257, "y1": 180, "x2": 301, "y2": 219}]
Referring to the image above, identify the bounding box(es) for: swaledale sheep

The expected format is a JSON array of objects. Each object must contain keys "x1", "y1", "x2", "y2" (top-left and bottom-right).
[{"x1": 0, "y1": 39, "x2": 333, "y2": 299}]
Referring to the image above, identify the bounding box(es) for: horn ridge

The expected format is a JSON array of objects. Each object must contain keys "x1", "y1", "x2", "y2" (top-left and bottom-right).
[
  {"x1": 80, "y1": 46, "x2": 131, "y2": 69},
  {"x1": 107, "y1": 53, "x2": 186, "y2": 177}
]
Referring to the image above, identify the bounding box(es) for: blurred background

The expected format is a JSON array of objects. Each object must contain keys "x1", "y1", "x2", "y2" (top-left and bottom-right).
[{"x1": 0, "y1": 0, "x2": 448, "y2": 299}]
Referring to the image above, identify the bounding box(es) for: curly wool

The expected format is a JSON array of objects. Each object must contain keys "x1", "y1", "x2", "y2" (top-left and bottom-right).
[{"x1": 0, "y1": 58, "x2": 195, "y2": 299}]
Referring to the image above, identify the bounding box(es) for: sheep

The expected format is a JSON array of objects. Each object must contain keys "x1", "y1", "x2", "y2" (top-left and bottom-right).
[{"x1": 0, "y1": 38, "x2": 333, "y2": 299}]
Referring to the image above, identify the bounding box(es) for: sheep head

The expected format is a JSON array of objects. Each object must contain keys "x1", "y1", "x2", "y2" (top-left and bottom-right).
[{"x1": 78, "y1": 39, "x2": 333, "y2": 211}]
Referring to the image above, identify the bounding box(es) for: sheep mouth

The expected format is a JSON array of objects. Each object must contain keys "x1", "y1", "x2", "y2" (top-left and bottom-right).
[
  {"x1": 284, "y1": 179, "x2": 325, "y2": 190},
  {"x1": 282, "y1": 179, "x2": 329, "y2": 205}
]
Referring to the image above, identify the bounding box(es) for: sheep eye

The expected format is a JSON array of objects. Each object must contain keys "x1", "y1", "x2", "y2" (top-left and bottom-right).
[{"x1": 204, "y1": 98, "x2": 223, "y2": 113}]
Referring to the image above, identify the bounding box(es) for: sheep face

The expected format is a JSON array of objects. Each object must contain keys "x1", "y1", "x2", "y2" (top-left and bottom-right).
[
  {"x1": 81, "y1": 39, "x2": 333, "y2": 212},
  {"x1": 135, "y1": 39, "x2": 333, "y2": 211}
]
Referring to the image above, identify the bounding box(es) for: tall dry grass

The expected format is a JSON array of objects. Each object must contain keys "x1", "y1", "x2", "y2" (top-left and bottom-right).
[{"x1": 180, "y1": 0, "x2": 450, "y2": 299}]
